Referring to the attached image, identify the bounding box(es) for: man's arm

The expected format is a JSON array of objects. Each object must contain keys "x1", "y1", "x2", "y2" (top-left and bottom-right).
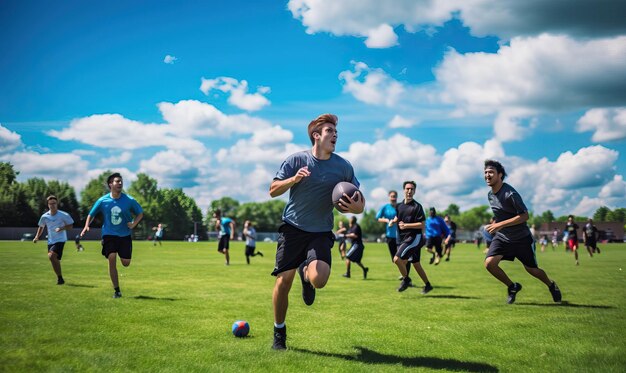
[
  {"x1": 81, "y1": 215, "x2": 94, "y2": 237},
  {"x1": 229, "y1": 221, "x2": 235, "y2": 240},
  {"x1": 485, "y1": 212, "x2": 529, "y2": 235},
  {"x1": 269, "y1": 167, "x2": 310, "y2": 197},
  {"x1": 398, "y1": 221, "x2": 424, "y2": 230},
  {"x1": 127, "y1": 212, "x2": 143, "y2": 229},
  {"x1": 55, "y1": 223, "x2": 73, "y2": 233},
  {"x1": 33, "y1": 226, "x2": 45, "y2": 243}
]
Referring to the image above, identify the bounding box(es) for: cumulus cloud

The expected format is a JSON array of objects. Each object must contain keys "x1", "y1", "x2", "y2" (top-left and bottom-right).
[
  {"x1": 215, "y1": 126, "x2": 304, "y2": 165},
  {"x1": 577, "y1": 107, "x2": 626, "y2": 142},
  {"x1": 339, "y1": 62, "x2": 406, "y2": 107},
  {"x1": 200, "y1": 77, "x2": 270, "y2": 111},
  {"x1": 365, "y1": 24, "x2": 398, "y2": 48},
  {"x1": 164, "y1": 55, "x2": 178, "y2": 64},
  {"x1": 599, "y1": 175, "x2": 626, "y2": 199},
  {"x1": 388, "y1": 115, "x2": 417, "y2": 129},
  {"x1": 0, "y1": 124, "x2": 22, "y2": 154},
  {"x1": 101, "y1": 151, "x2": 132, "y2": 167},
  {"x1": 139, "y1": 150, "x2": 203, "y2": 188}
]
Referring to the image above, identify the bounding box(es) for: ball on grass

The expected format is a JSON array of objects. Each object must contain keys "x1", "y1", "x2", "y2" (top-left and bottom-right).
[{"x1": 232, "y1": 320, "x2": 250, "y2": 338}]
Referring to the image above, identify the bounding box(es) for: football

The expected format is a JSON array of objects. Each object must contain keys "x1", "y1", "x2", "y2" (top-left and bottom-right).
[
  {"x1": 332, "y1": 182, "x2": 360, "y2": 211},
  {"x1": 232, "y1": 320, "x2": 250, "y2": 338}
]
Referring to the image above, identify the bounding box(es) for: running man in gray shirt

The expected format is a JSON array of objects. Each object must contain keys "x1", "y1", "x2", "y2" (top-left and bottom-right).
[{"x1": 483, "y1": 160, "x2": 562, "y2": 305}]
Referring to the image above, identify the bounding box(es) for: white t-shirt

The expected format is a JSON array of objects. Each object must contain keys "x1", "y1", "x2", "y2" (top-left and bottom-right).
[
  {"x1": 38, "y1": 210, "x2": 74, "y2": 244},
  {"x1": 245, "y1": 227, "x2": 256, "y2": 247}
]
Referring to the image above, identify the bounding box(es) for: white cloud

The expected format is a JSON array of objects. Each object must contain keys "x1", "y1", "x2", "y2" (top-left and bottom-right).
[
  {"x1": 200, "y1": 77, "x2": 270, "y2": 111},
  {"x1": 339, "y1": 62, "x2": 405, "y2": 107},
  {"x1": 388, "y1": 115, "x2": 416, "y2": 128},
  {"x1": 0, "y1": 124, "x2": 22, "y2": 154},
  {"x1": 599, "y1": 175, "x2": 626, "y2": 199},
  {"x1": 577, "y1": 107, "x2": 626, "y2": 142},
  {"x1": 101, "y1": 151, "x2": 133, "y2": 167},
  {"x1": 139, "y1": 150, "x2": 203, "y2": 188},
  {"x1": 164, "y1": 55, "x2": 178, "y2": 64},
  {"x1": 365, "y1": 24, "x2": 398, "y2": 48}
]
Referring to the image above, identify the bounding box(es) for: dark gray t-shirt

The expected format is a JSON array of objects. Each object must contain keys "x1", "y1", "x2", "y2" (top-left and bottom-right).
[
  {"x1": 487, "y1": 183, "x2": 531, "y2": 242},
  {"x1": 275, "y1": 150, "x2": 359, "y2": 232}
]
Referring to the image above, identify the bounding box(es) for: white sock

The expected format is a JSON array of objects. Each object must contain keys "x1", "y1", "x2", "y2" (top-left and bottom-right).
[{"x1": 274, "y1": 322, "x2": 285, "y2": 329}]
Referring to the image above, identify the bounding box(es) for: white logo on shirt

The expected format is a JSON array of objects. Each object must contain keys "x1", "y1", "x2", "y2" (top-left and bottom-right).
[{"x1": 111, "y1": 206, "x2": 122, "y2": 225}]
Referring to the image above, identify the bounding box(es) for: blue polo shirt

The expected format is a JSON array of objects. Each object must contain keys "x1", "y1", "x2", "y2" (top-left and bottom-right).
[
  {"x1": 376, "y1": 203, "x2": 398, "y2": 239},
  {"x1": 89, "y1": 193, "x2": 143, "y2": 237}
]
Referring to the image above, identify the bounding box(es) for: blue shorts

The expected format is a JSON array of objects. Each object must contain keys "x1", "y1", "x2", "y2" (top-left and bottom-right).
[{"x1": 48, "y1": 242, "x2": 65, "y2": 260}]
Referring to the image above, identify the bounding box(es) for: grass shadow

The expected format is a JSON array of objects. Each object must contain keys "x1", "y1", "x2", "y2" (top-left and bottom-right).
[
  {"x1": 516, "y1": 301, "x2": 614, "y2": 309},
  {"x1": 427, "y1": 295, "x2": 479, "y2": 300},
  {"x1": 65, "y1": 283, "x2": 97, "y2": 288},
  {"x1": 133, "y1": 295, "x2": 180, "y2": 301},
  {"x1": 291, "y1": 346, "x2": 498, "y2": 372}
]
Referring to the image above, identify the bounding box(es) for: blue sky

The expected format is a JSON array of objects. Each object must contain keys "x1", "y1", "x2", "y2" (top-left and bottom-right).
[{"x1": 1, "y1": 0, "x2": 625, "y2": 217}]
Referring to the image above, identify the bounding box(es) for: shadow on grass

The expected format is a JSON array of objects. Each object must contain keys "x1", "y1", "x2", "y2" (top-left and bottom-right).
[
  {"x1": 516, "y1": 301, "x2": 614, "y2": 309},
  {"x1": 133, "y1": 295, "x2": 179, "y2": 301},
  {"x1": 427, "y1": 295, "x2": 479, "y2": 300},
  {"x1": 65, "y1": 283, "x2": 97, "y2": 288},
  {"x1": 291, "y1": 346, "x2": 498, "y2": 372}
]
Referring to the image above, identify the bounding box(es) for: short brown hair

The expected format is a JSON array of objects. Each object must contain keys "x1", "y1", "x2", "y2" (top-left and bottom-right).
[
  {"x1": 307, "y1": 113, "x2": 338, "y2": 145},
  {"x1": 46, "y1": 195, "x2": 58, "y2": 202}
]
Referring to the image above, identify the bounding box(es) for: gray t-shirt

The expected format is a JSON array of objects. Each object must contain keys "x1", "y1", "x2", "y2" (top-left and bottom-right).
[
  {"x1": 275, "y1": 150, "x2": 359, "y2": 232},
  {"x1": 487, "y1": 183, "x2": 531, "y2": 242}
]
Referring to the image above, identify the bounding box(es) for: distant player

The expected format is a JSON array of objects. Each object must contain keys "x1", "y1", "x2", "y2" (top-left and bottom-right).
[
  {"x1": 269, "y1": 113, "x2": 364, "y2": 350},
  {"x1": 214, "y1": 209, "x2": 235, "y2": 266},
  {"x1": 335, "y1": 220, "x2": 348, "y2": 260},
  {"x1": 483, "y1": 160, "x2": 561, "y2": 304},
  {"x1": 152, "y1": 223, "x2": 164, "y2": 246},
  {"x1": 565, "y1": 215, "x2": 580, "y2": 265},
  {"x1": 377, "y1": 190, "x2": 411, "y2": 279},
  {"x1": 425, "y1": 207, "x2": 451, "y2": 265},
  {"x1": 443, "y1": 215, "x2": 457, "y2": 261},
  {"x1": 391, "y1": 181, "x2": 433, "y2": 295},
  {"x1": 74, "y1": 234, "x2": 84, "y2": 252},
  {"x1": 33, "y1": 195, "x2": 74, "y2": 285},
  {"x1": 583, "y1": 218, "x2": 600, "y2": 255},
  {"x1": 81, "y1": 172, "x2": 143, "y2": 298},
  {"x1": 342, "y1": 216, "x2": 369, "y2": 279},
  {"x1": 551, "y1": 228, "x2": 559, "y2": 250},
  {"x1": 539, "y1": 234, "x2": 548, "y2": 252},
  {"x1": 243, "y1": 220, "x2": 263, "y2": 264}
]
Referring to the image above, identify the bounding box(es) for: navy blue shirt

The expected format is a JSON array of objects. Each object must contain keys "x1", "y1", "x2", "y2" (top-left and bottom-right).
[{"x1": 395, "y1": 199, "x2": 425, "y2": 241}]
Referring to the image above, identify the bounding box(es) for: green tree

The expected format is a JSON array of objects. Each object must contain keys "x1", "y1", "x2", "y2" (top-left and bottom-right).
[
  {"x1": 359, "y1": 208, "x2": 384, "y2": 237},
  {"x1": 457, "y1": 205, "x2": 492, "y2": 231},
  {"x1": 79, "y1": 171, "x2": 112, "y2": 227},
  {"x1": 235, "y1": 199, "x2": 286, "y2": 232},
  {"x1": 593, "y1": 206, "x2": 611, "y2": 222},
  {"x1": 127, "y1": 173, "x2": 162, "y2": 236},
  {"x1": 443, "y1": 204, "x2": 460, "y2": 217}
]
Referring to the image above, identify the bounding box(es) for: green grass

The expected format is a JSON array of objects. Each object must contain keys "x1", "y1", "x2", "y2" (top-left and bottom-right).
[{"x1": 1, "y1": 240, "x2": 625, "y2": 372}]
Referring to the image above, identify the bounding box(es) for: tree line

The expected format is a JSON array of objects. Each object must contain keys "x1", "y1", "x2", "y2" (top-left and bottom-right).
[{"x1": 2, "y1": 162, "x2": 624, "y2": 239}]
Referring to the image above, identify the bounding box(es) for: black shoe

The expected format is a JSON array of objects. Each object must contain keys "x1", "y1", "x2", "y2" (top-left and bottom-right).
[
  {"x1": 507, "y1": 282, "x2": 522, "y2": 304},
  {"x1": 398, "y1": 276, "x2": 404, "y2": 281},
  {"x1": 363, "y1": 267, "x2": 369, "y2": 279},
  {"x1": 429, "y1": 256, "x2": 435, "y2": 265},
  {"x1": 397, "y1": 277, "x2": 411, "y2": 292},
  {"x1": 298, "y1": 262, "x2": 315, "y2": 306},
  {"x1": 342, "y1": 273, "x2": 351, "y2": 278},
  {"x1": 258, "y1": 251, "x2": 264, "y2": 257},
  {"x1": 113, "y1": 291, "x2": 122, "y2": 298},
  {"x1": 57, "y1": 278, "x2": 65, "y2": 285},
  {"x1": 272, "y1": 326, "x2": 287, "y2": 350},
  {"x1": 445, "y1": 257, "x2": 450, "y2": 262},
  {"x1": 421, "y1": 283, "x2": 433, "y2": 294},
  {"x1": 549, "y1": 281, "x2": 562, "y2": 303}
]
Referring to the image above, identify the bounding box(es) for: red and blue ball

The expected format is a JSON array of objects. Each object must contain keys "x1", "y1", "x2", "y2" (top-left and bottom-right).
[{"x1": 232, "y1": 320, "x2": 250, "y2": 338}]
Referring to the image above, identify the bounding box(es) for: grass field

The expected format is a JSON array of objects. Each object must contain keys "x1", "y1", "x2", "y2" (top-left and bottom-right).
[{"x1": 1, "y1": 239, "x2": 625, "y2": 372}]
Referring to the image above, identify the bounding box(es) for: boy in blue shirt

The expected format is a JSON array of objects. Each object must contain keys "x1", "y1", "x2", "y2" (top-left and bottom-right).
[{"x1": 214, "y1": 209, "x2": 235, "y2": 265}]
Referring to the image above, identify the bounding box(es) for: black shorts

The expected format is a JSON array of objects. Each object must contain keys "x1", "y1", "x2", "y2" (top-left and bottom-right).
[
  {"x1": 445, "y1": 238, "x2": 456, "y2": 249},
  {"x1": 386, "y1": 237, "x2": 398, "y2": 260},
  {"x1": 245, "y1": 245, "x2": 256, "y2": 256},
  {"x1": 271, "y1": 223, "x2": 334, "y2": 276},
  {"x1": 426, "y1": 236, "x2": 443, "y2": 255},
  {"x1": 396, "y1": 234, "x2": 425, "y2": 263},
  {"x1": 102, "y1": 235, "x2": 133, "y2": 259},
  {"x1": 48, "y1": 242, "x2": 65, "y2": 260},
  {"x1": 218, "y1": 235, "x2": 230, "y2": 252},
  {"x1": 585, "y1": 239, "x2": 597, "y2": 249},
  {"x1": 346, "y1": 242, "x2": 364, "y2": 263},
  {"x1": 486, "y1": 235, "x2": 537, "y2": 268}
]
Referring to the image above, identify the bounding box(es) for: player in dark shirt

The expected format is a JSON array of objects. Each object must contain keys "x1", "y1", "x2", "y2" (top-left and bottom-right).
[
  {"x1": 483, "y1": 160, "x2": 561, "y2": 304},
  {"x1": 565, "y1": 215, "x2": 581, "y2": 265},
  {"x1": 443, "y1": 215, "x2": 457, "y2": 261},
  {"x1": 583, "y1": 218, "x2": 600, "y2": 256},
  {"x1": 342, "y1": 216, "x2": 369, "y2": 279}
]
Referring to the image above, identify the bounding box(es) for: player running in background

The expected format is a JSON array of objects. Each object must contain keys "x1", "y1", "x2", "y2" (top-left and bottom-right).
[
  {"x1": 343, "y1": 216, "x2": 369, "y2": 279},
  {"x1": 81, "y1": 173, "x2": 143, "y2": 298},
  {"x1": 565, "y1": 215, "x2": 580, "y2": 265},
  {"x1": 443, "y1": 214, "x2": 457, "y2": 262},
  {"x1": 583, "y1": 218, "x2": 600, "y2": 255},
  {"x1": 269, "y1": 113, "x2": 365, "y2": 350},
  {"x1": 152, "y1": 223, "x2": 164, "y2": 246},
  {"x1": 335, "y1": 220, "x2": 348, "y2": 260},
  {"x1": 243, "y1": 220, "x2": 263, "y2": 264},
  {"x1": 33, "y1": 195, "x2": 74, "y2": 285},
  {"x1": 391, "y1": 181, "x2": 433, "y2": 295},
  {"x1": 551, "y1": 228, "x2": 559, "y2": 250},
  {"x1": 425, "y1": 207, "x2": 451, "y2": 265},
  {"x1": 74, "y1": 234, "x2": 84, "y2": 252},
  {"x1": 483, "y1": 160, "x2": 561, "y2": 305},
  {"x1": 214, "y1": 209, "x2": 235, "y2": 266}
]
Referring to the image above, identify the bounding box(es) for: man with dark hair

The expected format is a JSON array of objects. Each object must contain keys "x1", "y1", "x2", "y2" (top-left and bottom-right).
[
  {"x1": 343, "y1": 216, "x2": 369, "y2": 279},
  {"x1": 583, "y1": 218, "x2": 600, "y2": 255},
  {"x1": 34, "y1": 196, "x2": 74, "y2": 285},
  {"x1": 425, "y1": 207, "x2": 451, "y2": 265},
  {"x1": 483, "y1": 160, "x2": 561, "y2": 304},
  {"x1": 81, "y1": 173, "x2": 143, "y2": 298},
  {"x1": 377, "y1": 190, "x2": 411, "y2": 281},
  {"x1": 443, "y1": 215, "x2": 457, "y2": 261},
  {"x1": 391, "y1": 181, "x2": 433, "y2": 294},
  {"x1": 565, "y1": 215, "x2": 581, "y2": 265},
  {"x1": 269, "y1": 113, "x2": 365, "y2": 350},
  {"x1": 214, "y1": 209, "x2": 235, "y2": 265}
]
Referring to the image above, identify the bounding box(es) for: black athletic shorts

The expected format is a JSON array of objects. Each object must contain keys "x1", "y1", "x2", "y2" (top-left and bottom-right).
[
  {"x1": 396, "y1": 234, "x2": 425, "y2": 263},
  {"x1": 245, "y1": 245, "x2": 256, "y2": 256},
  {"x1": 445, "y1": 238, "x2": 456, "y2": 249},
  {"x1": 386, "y1": 237, "x2": 398, "y2": 260},
  {"x1": 346, "y1": 242, "x2": 364, "y2": 263},
  {"x1": 102, "y1": 235, "x2": 132, "y2": 259},
  {"x1": 486, "y1": 234, "x2": 537, "y2": 268},
  {"x1": 271, "y1": 223, "x2": 334, "y2": 276},
  {"x1": 218, "y1": 235, "x2": 230, "y2": 252},
  {"x1": 47, "y1": 242, "x2": 65, "y2": 260},
  {"x1": 585, "y1": 239, "x2": 597, "y2": 249},
  {"x1": 426, "y1": 236, "x2": 443, "y2": 255}
]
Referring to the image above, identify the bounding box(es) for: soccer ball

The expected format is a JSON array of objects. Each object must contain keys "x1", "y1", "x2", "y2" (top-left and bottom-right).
[{"x1": 232, "y1": 320, "x2": 249, "y2": 338}]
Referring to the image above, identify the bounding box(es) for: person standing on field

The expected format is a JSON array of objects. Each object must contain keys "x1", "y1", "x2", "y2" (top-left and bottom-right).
[
  {"x1": 214, "y1": 209, "x2": 235, "y2": 266},
  {"x1": 81, "y1": 172, "x2": 143, "y2": 298},
  {"x1": 34, "y1": 195, "x2": 74, "y2": 285},
  {"x1": 483, "y1": 160, "x2": 561, "y2": 305},
  {"x1": 377, "y1": 190, "x2": 411, "y2": 280},
  {"x1": 269, "y1": 113, "x2": 364, "y2": 350},
  {"x1": 243, "y1": 220, "x2": 263, "y2": 264},
  {"x1": 565, "y1": 215, "x2": 581, "y2": 265},
  {"x1": 342, "y1": 216, "x2": 369, "y2": 279}
]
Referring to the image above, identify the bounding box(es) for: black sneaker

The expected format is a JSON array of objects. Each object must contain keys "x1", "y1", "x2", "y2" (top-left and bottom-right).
[
  {"x1": 272, "y1": 326, "x2": 287, "y2": 350},
  {"x1": 342, "y1": 273, "x2": 350, "y2": 278},
  {"x1": 445, "y1": 257, "x2": 450, "y2": 262},
  {"x1": 363, "y1": 267, "x2": 369, "y2": 280},
  {"x1": 549, "y1": 281, "x2": 562, "y2": 303},
  {"x1": 57, "y1": 278, "x2": 65, "y2": 285},
  {"x1": 397, "y1": 277, "x2": 412, "y2": 292},
  {"x1": 298, "y1": 262, "x2": 315, "y2": 306},
  {"x1": 429, "y1": 256, "x2": 435, "y2": 265},
  {"x1": 113, "y1": 291, "x2": 122, "y2": 299},
  {"x1": 507, "y1": 282, "x2": 522, "y2": 304},
  {"x1": 421, "y1": 283, "x2": 433, "y2": 294},
  {"x1": 258, "y1": 251, "x2": 264, "y2": 257}
]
